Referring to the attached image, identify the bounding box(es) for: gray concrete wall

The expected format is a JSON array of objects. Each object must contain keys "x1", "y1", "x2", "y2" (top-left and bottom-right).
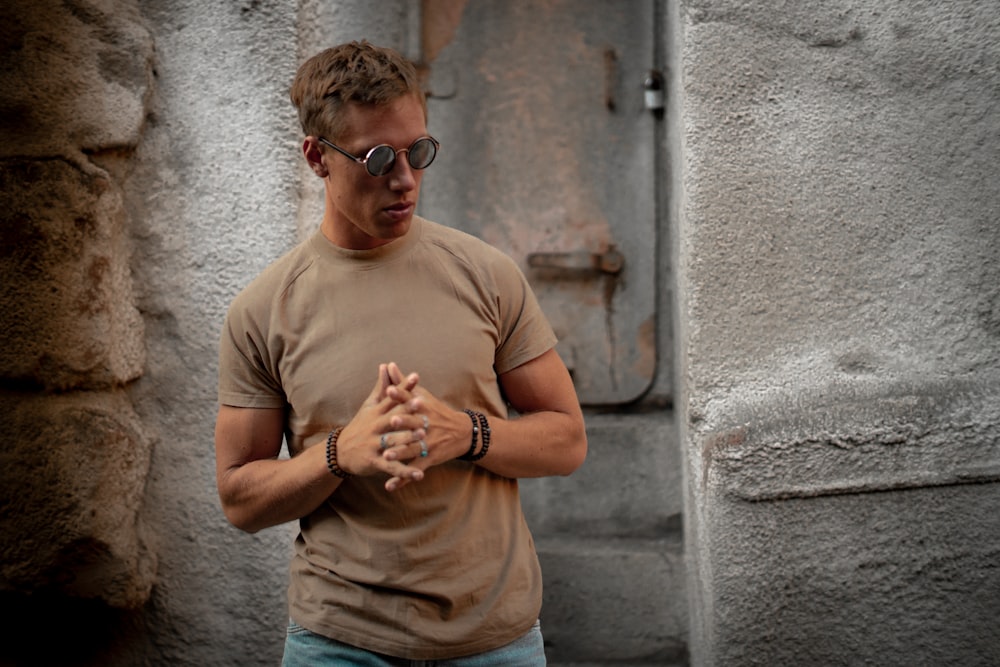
[{"x1": 676, "y1": 1, "x2": 1000, "y2": 664}]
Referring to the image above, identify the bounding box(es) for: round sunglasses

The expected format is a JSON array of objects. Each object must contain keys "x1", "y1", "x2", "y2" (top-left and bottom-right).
[{"x1": 318, "y1": 136, "x2": 440, "y2": 177}]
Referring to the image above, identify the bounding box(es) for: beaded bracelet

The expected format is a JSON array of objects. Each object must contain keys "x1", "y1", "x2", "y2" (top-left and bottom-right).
[
  {"x1": 458, "y1": 409, "x2": 479, "y2": 461},
  {"x1": 471, "y1": 412, "x2": 490, "y2": 461},
  {"x1": 458, "y1": 409, "x2": 491, "y2": 461},
  {"x1": 325, "y1": 427, "x2": 351, "y2": 479}
]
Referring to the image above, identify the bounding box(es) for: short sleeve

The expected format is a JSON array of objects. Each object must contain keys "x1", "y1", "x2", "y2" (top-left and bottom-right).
[
  {"x1": 491, "y1": 252, "x2": 558, "y2": 374},
  {"x1": 217, "y1": 295, "x2": 287, "y2": 409}
]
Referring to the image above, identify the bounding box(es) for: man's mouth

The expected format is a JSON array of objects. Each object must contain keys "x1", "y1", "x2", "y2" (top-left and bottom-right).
[{"x1": 385, "y1": 201, "x2": 414, "y2": 219}]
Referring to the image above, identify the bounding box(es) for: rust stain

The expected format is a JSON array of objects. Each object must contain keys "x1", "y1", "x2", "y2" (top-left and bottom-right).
[
  {"x1": 603, "y1": 47, "x2": 617, "y2": 111},
  {"x1": 421, "y1": 0, "x2": 469, "y2": 64},
  {"x1": 632, "y1": 316, "x2": 656, "y2": 378},
  {"x1": 701, "y1": 426, "x2": 748, "y2": 490},
  {"x1": 704, "y1": 426, "x2": 748, "y2": 452}
]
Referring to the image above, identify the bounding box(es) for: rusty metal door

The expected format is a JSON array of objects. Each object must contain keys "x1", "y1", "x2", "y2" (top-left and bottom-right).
[{"x1": 421, "y1": 0, "x2": 660, "y2": 405}]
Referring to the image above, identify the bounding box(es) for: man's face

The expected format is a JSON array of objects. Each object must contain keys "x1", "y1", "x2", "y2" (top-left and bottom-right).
[{"x1": 319, "y1": 94, "x2": 429, "y2": 250}]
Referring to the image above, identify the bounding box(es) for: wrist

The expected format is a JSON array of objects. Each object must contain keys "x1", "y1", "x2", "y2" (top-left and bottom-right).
[
  {"x1": 457, "y1": 409, "x2": 490, "y2": 461},
  {"x1": 325, "y1": 427, "x2": 352, "y2": 479}
]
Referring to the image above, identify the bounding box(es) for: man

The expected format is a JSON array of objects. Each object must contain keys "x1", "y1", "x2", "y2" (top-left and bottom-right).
[{"x1": 215, "y1": 41, "x2": 586, "y2": 665}]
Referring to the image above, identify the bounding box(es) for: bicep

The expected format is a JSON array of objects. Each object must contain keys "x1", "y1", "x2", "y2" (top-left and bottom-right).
[
  {"x1": 214, "y1": 405, "x2": 286, "y2": 476},
  {"x1": 499, "y1": 348, "x2": 582, "y2": 418}
]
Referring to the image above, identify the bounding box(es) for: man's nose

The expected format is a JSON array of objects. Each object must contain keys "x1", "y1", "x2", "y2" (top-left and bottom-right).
[{"x1": 388, "y1": 156, "x2": 418, "y2": 190}]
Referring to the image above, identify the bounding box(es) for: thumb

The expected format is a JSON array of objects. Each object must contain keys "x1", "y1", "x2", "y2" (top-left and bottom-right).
[{"x1": 365, "y1": 363, "x2": 391, "y2": 405}]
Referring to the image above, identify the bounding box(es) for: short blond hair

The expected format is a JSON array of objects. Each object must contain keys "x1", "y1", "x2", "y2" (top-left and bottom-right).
[{"x1": 290, "y1": 41, "x2": 426, "y2": 141}]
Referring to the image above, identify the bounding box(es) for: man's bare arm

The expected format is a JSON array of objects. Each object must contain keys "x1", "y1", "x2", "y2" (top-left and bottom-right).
[
  {"x1": 215, "y1": 364, "x2": 428, "y2": 533},
  {"x1": 479, "y1": 347, "x2": 587, "y2": 478}
]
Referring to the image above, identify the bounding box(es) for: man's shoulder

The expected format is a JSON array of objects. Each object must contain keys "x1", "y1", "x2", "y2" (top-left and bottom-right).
[
  {"x1": 228, "y1": 236, "x2": 318, "y2": 312},
  {"x1": 418, "y1": 217, "x2": 516, "y2": 269}
]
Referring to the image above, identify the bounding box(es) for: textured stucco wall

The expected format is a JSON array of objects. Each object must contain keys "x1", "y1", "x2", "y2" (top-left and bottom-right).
[
  {"x1": 676, "y1": 1, "x2": 1000, "y2": 664},
  {"x1": 124, "y1": 0, "x2": 300, "y2": 662}
]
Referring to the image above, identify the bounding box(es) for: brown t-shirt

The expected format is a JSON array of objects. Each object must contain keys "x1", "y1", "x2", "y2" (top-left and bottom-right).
[{"x1": 218, "y1": 217, "x2": 557, "y2": 659}]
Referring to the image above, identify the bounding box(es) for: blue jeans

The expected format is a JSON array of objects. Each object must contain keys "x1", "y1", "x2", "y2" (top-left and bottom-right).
[{"x1": 281, "y1": 619, "x2": 546, "y2": 667}]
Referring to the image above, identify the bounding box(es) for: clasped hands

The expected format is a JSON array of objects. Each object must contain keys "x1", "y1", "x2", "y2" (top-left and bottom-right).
[{"x1": 334, "y1": 362, "x2": 468, "y2": 492}]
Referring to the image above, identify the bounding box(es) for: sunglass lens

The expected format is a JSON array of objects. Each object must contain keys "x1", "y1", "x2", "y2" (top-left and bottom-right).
[
  {"x1": 407, "y1": 138, "x2": 437, "y2": 170},
  {"x1": 366, "y1": 146, "x2": 396, "y2": 176}
]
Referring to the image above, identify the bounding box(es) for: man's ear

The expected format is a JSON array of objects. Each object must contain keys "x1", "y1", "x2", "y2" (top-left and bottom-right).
[{"x1": 303, "y1": 136, "x2": 329, "y2": 178}]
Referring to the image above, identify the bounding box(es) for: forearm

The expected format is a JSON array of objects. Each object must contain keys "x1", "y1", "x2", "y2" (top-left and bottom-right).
[
  {"x1": 469, "y1": 409, "x2": 587, "y2": 479},
  {"x1": 468, "y1": 348, "x2": 587, "y2": 479},
  {"x1": 390, "y1": 350, "x2": 587, "y2": 481},
  {"x1": 218, "y1": 442, "x2": 340, "y2": 533}
]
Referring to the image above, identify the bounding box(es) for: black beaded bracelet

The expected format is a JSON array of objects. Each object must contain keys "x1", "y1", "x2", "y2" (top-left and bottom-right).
[
  {"x1": 458, "y1": 409, "x2": 490, "y2": 461},
  {"x1": 458, "y1": 409, "x2": 480, "y2": 461},
  {"x1": 471, "y1": 412, "x2": 490, "y2": 461},
  {"x1": 325, "y1": 427, "x2": 351, "y2": 479}
]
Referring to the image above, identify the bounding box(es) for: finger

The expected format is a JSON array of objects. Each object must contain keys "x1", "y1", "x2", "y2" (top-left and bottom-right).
[
  {"x1": 386, "y1": 476, "x2": 407, "y2": 492},
  {"x1": 374, "y1": 364, "x2": 417, "y2": 406},
  {"x1": 367, "y1": 363, "x2": 391, "y2": 403},
  {"x1": 385, "y1": 384, "x2": 409, "y2": 403},
  {"x1": 382, "y1": 438, "x2": 426, "y2": 461},
  {"x1": 385, "y1": 383, "x2": 420, "y2": 407},
  {"x1": 381, "y1": 464, "x2": 424, "y2": 492},
  {"x1": 384, "y1": 393, "x2": 422, "y2": 417},
  {"x1": 387, "y1": 363, "x2": 420, "y2": 392},
  {"x1": 385, "y1": 470, "x2": 423, "y2": 492},
  {"x1": 378, "y1": 384, "x2": 416, "y2": 413},
  {"x1": 386, "y1": 361, "x2": 403, "y2": 380},
  {"x1": 386, "y1": 409, "x2": 426, "y2": 432},
  {"x1": 378, "y1": 427, "x2": 425, "y2": 452},
  {"x1": 383, "y1": 436, "x2": 429, "y2": 462},
  {"x1": 402, "y1": 372, "x2": 420, "y2": 392}
]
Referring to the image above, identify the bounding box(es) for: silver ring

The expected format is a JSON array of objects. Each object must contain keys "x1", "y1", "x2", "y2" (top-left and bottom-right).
[
  {"x1": 380, "y1": 434, "x2": 390, "y2": 450},
  {"x1": 421, "y1": 415, "x2": 430, "y2": 431},
  {"x1": 419, "y1": 440, "x2": 428, "y2": 458}
]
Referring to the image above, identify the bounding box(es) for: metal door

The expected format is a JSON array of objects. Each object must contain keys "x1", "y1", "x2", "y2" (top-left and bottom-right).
[{"x1": 421, "y1": 0, "x2": 660, "y2": 405}]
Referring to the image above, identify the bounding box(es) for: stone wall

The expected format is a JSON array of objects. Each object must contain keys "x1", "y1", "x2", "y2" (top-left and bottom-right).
[
  {"x1": 0, "y1": 0, "x2": 155, "y2": 614},
  {"x1": 676, "y1": 1, "x2": 1000, "y2": 664}
]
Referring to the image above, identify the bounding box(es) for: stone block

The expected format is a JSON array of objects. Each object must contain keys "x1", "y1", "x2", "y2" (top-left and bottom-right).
[
  {"x1": 0, "y1": 0, "x2": 154, "y2": 156},
  {"x1": 537, "y1": 537, "x2": 688, "y2": 664},
  {"x1": 693, "y1": 377, "x2": 1000, "y2": 664},
  {"x1": 705, "y1": 482, "x2": 1000, "y2": 666},
  {"x1": 0, "y1": 390, "x2": 156, "y2": 609},
  {"x1": 521, "y1": 413, "x2": 683, "y2": 539},
  {"x1": 0, "y1": 158, "x2": 145, "y2": 390},
  {"x1": 702, "y1": 378, "x2": 1000, "y2": 502}
]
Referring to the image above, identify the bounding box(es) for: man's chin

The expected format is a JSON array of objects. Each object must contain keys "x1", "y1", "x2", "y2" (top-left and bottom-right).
[{"x1": 360, "y1": 220, "x2": 410, "y2": 248}]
